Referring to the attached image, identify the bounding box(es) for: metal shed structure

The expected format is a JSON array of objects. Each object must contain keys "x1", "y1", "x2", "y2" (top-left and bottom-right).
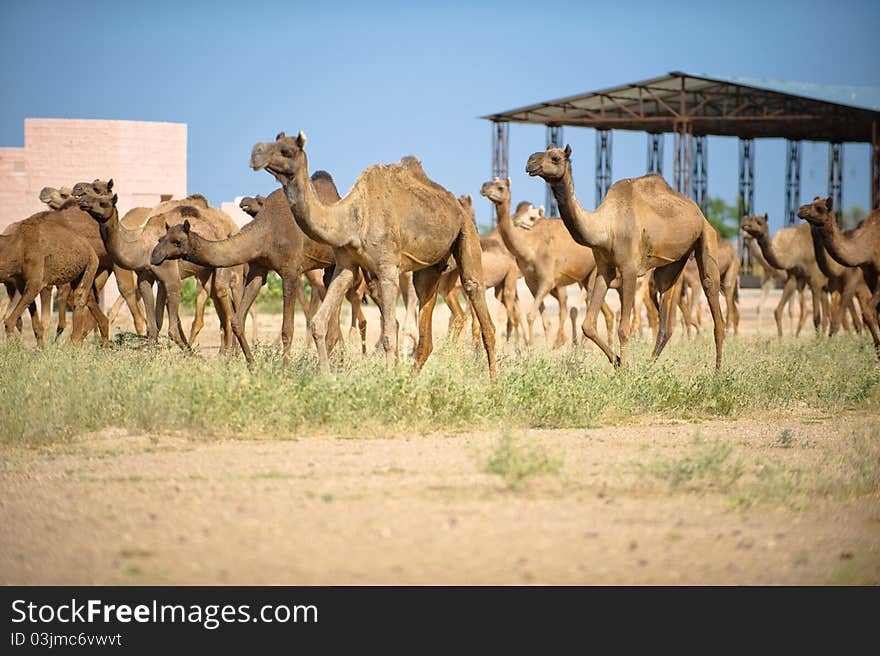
[{"x1": 482, "y1": 72, "x2": 880, "y2": 249}]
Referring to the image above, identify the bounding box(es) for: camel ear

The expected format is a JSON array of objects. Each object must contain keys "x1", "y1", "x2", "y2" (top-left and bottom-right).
[
  {"x1": 564, "y1": 144, "x2": 572, "y2": 158},
  {"x1": 107, "y1": 178, "x2": 114, "y2": 191},
  {"x1": 824, "y1": 196, "x2": 833, "y2": 211},
  {"x1": 505, "y1": 178, "x2": 511, "y2": 188},
  {"x1": 538, "y1": 206, "x2": 545, "y2": 217},
  {"x1": 183, "y1": 219, "x2": 191, "y2": 234},
  {"x1": 296, "y1": 131, "x2": 307, "y2": 149},
  {"x1": 112, "y1": 193, "x2": 118, "y2": 205},
  {"x1": 276, "y1": 131, "x2": 285, "y2": 140},
  {"x1": 763, "y1": 213, "x2": 768, "y2": 220}
]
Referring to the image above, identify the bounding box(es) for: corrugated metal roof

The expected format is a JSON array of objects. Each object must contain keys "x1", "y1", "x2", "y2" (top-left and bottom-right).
[
  {"x1": 698, "y1": 74, "x2": 880, "y2": 112},
  {"x1": 482, "y1": 71, "x2": 880, "y2": 142}
]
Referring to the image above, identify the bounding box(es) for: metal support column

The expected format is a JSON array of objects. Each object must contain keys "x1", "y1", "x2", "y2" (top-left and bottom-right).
[
  {"x1": 873, "y1": 121, "x2": 880, "y2": 210},
  {"x1": 691, "y1": 135, "x2": 707, "y2": 213},
  {"x1": 545, "y1": 125, "x2": 563, "y2": 216},
  {"x1": 784, "y1": 140, "x2": 801, "y2": 226},
  {"x1": 673, "y1": 120, "x2": 692, "y2": 195},
  {"x1": 595, "y1": 129, "x2": 612, "y2": 206},
  {"x1": 647, "y1": 133, "x2": 663, "y2": 175},
  {"x1": 490, "y1": 121, "x2": 509, "y2": 224},
  {"x1": 828, "y1": 142, "x2": 843, "y2": 223},
  {"x1": 738, "y1": 138, "x2": 755, "y2": 266}
]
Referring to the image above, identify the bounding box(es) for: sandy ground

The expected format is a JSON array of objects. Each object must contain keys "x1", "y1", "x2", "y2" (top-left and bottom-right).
[
  {"x1": 2, "y1": 285, "x2": 877, "y2": 585},
  {"x1": 1, "y1": 416, "x2": 878, "y2": 585}
]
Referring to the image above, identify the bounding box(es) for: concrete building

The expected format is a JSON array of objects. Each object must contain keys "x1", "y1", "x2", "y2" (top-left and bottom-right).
[{"x1": 0, "y1": 118, "x2": 187, "y2": 234}]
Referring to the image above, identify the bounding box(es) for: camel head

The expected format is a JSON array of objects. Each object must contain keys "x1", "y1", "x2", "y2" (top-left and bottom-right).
[
  {"x1": 74, "y1": 178, "x2": 117, "y2": 223},
  {"x1": 39, "y1": 186, "x2": 74, "y2": 210},
  {"x1": 512, "y1": 201, "x2": 543, "y2": 230},
  {"x1": 151, "y1": 218, "x2": 195, "y2": 266},
  {"x1": 797, "y1": 196, "x2": 835, "y2": 228},
  {"x1": 250, "y1": 131, "x2": 307, "y2": 184},
  {"x1": 741, "y1": 213, "x2": 770, "y2": 240},
  {"x1": 239, "y1": 195, "x2": 266, "y2": 217},
  {"x1": 526, "y1": 144, "x2": 572, "y2": 182},
  {"x1": 480, "y1": 177, "x2": 510, "y2": 206}
]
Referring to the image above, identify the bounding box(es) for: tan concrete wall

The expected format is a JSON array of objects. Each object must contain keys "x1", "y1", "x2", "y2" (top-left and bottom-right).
[
  {"x1": 1, "y1": 119, "x2": 187, "y2": 306},
  {"x1": 1, "y1": 118, "x2": 187, "y2": 232}
]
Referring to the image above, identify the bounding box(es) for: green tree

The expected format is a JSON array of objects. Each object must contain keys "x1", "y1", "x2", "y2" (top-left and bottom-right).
[
  {"x1": 702, "y1": 196, "x2": 740, "y2": 240},
  {"x1": 841, "y1": 205, "x2": 867, "y2": 230}
]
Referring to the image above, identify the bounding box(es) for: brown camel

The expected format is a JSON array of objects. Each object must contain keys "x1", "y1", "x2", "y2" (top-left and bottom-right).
[
  {"x1": 438, "y1": 194, "x2": 523, "y2": 344},
  {"x1": 480, "y1": 179, "x2": 614, "y2": 349},
  {"x1": 527, "y1": 145, "x2": 725, "y2": 368},
  {"x1": 0, "y1": 219, "x2": 108, "y2": 346},
  {"x1": 250, "y1": 131, "x2": 496, "y2": 376},
  {"x1": 743, "y1": 233, "x2": 804, "y2": 334},
  {"x1": 678, "y1": 237, "x2": 740, "y2": 336},
  {"x1": 7, "y1": 186, "x2": 146, "y2": 338},
  {"x1": 73, "y1": 181, "x2": 240, "y2": 352},
  {"x1": 740, "y1": 215, "x2": 830, "y2": 338},
  {"x1": 151, "y1": 176, "x2": 364, "y2": 365},
  {"x1": 797, "y1": 197, "x2": 880, "y2": 356}
]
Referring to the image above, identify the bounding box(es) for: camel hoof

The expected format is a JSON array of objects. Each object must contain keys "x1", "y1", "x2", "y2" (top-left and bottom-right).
[{"x1": 613, "y1": 355, "x2": 621, "y2": 368}]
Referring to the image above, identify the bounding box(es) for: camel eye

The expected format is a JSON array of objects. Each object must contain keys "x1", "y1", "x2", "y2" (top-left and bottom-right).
[{"x1": 280, "y1": 148, "x2": 293, "y2": 157}]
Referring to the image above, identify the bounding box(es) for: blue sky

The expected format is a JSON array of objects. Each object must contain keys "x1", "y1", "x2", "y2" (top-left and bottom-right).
[{"x1": 2, "y1": 0, "x2": 878, "y2": 233}]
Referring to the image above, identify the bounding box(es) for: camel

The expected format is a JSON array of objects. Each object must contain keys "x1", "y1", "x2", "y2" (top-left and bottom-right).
[
  {"x1": 797, "y1": 197, "x2": 880, "y2": 356},
  {"x1": 480, "y1": 180, "x2": 614, "y2": 349},
  {"x1": 743, "y1": 233, "x2": 804, "y2": 334},
  {"x1": 740, "y1": 215, "x2": 830, "y2": 338},
  {"x1": 677, "y1": 237, "x2": 740, "y2": 336},
  {"x1": 73, "y1": 180, "x2": 240, "y2": 352},
  {"x1": 250, "y1": 131, "x2": 496, "y2": 376},
  {"x1": 0, "y1": 219, "x2": 108, "y2": 346},
  {"x1": 527, "y1": 145, "x2": 725, "y2": 368},
  {"x1": 437, "y1": 194, "x2": 524, "y2": 344},
  {"x1": 4, "y1": 186, "x2": 146, "y2": 339},
  {"x1": 151, "y1": 175, "x2": 368, "y2": 365}
]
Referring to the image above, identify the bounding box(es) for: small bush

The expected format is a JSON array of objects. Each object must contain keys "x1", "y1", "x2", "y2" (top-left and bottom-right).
[{"x1": 485, "y1": 430, "x2": 562, "y2": 490}]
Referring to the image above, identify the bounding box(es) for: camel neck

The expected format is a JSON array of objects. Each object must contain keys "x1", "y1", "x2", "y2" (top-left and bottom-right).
[
  {"x1": 284, "y1": 156, "x2": 346, "y2": 248},
  {"x1": 494, "y1": 198, "x2": 529, "y2": 258},
  {"x1": 0, "y1": 234, "x2": 14, "y2": 281},
  {"x1": 102, "y1": 208, "x2": 149, "y2": 271},
  {"x1": 754, "y1": 232, "x2": 791, "y2": 271},
  {"x1": 808, "y1": 225, "x2": 842, "y2": 279},
  {"x1": 816, "y1": 215, "x2": 865, "y2": 267},
  {"x1": 187, "y1": 223, "x2": 265, "y2": 268},
  {"x1": 549, "y1": 169, "x2": 607, "y2": 250}
]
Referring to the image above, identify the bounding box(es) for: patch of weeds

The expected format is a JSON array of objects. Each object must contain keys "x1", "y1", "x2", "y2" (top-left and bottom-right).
[
  {"x1": 644, "y1": 435, "x2": 744, "y2": 493},
  {"x1": 485, "y1": 429, "x2": 563, "y2": 491},
  {"x1": 776, "y1": 428, "x2": 795, "y2": 448},
  {"x1": 667, "y1": 531, "x2": 683, "y2": 542},
  {"x1": 320, "y1": 494, "x2": 334, "y2": 503}
]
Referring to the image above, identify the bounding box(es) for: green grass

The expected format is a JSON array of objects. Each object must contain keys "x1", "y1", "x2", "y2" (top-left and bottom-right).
[
  {"x1": 636, "y1": 424, "x2": 880, "y2": 509},
  {"x1": 0, "y1": 334, "x2": 878, "y2": 446},
  {"x1": 484, "y1": 429, "x2": 563, "y2": 490}
]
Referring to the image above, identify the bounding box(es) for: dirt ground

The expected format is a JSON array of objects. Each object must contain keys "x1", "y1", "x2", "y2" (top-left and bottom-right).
[
  {"x1": 1, "y1": 286, "x2": 878, "y2": 585},
  {"x1": 1, "y1": 416, "x2": 878, "y2": 585}
]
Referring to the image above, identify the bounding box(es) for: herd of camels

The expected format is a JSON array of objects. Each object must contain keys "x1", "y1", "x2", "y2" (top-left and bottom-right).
[{"x1": 2, "y1": 132, "x2": 879, "y2": 379}]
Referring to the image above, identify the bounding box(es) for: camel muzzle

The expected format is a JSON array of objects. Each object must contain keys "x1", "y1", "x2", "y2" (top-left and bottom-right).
[
  {"x1": 250, "y1": 143, "x2": 273, "y2": 171},
  {"x1": 525, "y1": 153, "x2": 544, "y2": 176}
]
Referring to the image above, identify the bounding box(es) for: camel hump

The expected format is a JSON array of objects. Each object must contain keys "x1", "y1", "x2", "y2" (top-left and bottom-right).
[
  {"x1": 179, "y1": 206, "x2": 201, "y2": 218},
  {"x1": 514, "y1": 201, "x2": 533, "y2": 214},
  {"x1": 310, "y1": 170, "x2": 341, "y2": 203},
  {"x1": 184, "y1": 193, "x2": 210, "y2": 207}
]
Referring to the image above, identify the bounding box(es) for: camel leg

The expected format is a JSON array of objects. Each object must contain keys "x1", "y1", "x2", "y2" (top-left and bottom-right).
[
  {"x1": 137, "y1": 274, "x2": 159, "y2": 342},
  {"x1": 399, "y1": 272, "x2": 419, "y2": 355},
  {"x1": 451, "y1": 222, "x2": 496, "y2": 379},
  {"x1": 54, "y1": 285, "x2": 72, "y2": 338},
  {"x1": 374, "y1": 266, "x2": 401, "y2": 367},
  {"x1": 616, "y1": 268, "x2": 638, "y2": 368},
  {"x1": 189, "y1": 281, "x2": 207, "y2": 346},
  {"x1": 832, "y1": 279, "x2": 859, "y2": 338},
  {"x1": 345, "y1": 282, "x2": 367, "y2": 355},
  {"x1": 526, "y1": 281, "x2": 554, "y2": 348},
  {"x1": 107, "y1": 295, "x2": 125, "y2": 331},
  {"x1": 570, "y1": 307, "x2": 579, "y2": 348},
  {"x1": 156, "y1": 269, "x2": 189, "y2": 350},
  {"x1": 411, "y1": 265, "x2": 444, "y2": 372},
  {"x1": 439, "y1": 271, "x2": 467, "y2": 342},
  {"x1": 847, "y1": 298, "x2": 863, "y2": 334},
  {"x1": 155, "y1": 283, "x2": 166, "y2": 334},
  {"x1": 279, "y1": 272, "x2": 301, "y2": 367},
  {"x1": 83, "y1": 286, "x2": 110, "y2": 347},
  {"x1": 501, "y1": 274, "x2": 518, "y2": 345},
  {"x1": 809, "y1": 279, "x2": 827, "y2": 337},
  {"x1": 209, "y1": 271, "x2": 236, "y2": 355},
  {"x1": 774, "y1": 277, "x2": 797, "y2": 338},
  {"x1": 40, "y1": 287, "x2": 53, "y2": 335},
  {"x1": 580, "y1": 260, "x2": 617, "y2": 365},
  {"x1": 693, "y1": 233, "x2": 725, "y2": 370},
  {"x1": 5, "y1": 281, "x2": 44, "y2": 346},
  {"x1": 651, "y1": 258, "x2": 689, "y2": 360},
  {"x1": 550, "y1": 287, "x2": 568, "y2": 349},
  {"x1": 794, "y1": 280, "x2": 808, "y2": 337},
  {"x1": 113, "y1": 266, "x2": 146, "y2": 336},
  {"x1": 229, "y1": 265, "x2": 266, "y2": 364},
  {"x1": 723, "y1": 264, "x2": 740, "y2": 336},
  {"x1": 856, "y1": 285, "x2": 880, "y2": 358},
  {"x1": 310, "y1": 262, "x2": 357, "y2": 373}
]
